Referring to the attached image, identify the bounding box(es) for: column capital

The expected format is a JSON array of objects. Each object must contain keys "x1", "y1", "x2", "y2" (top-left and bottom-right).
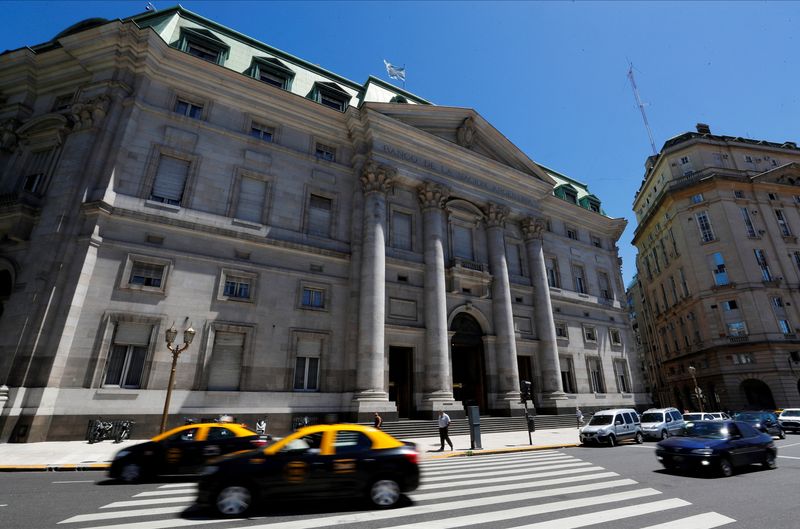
[
  {"x1": 360, "y1": 160, "x2": 396, "y2": 195},
  {"x1": 520, "y1": 217, "x2": 546, "y2": 241},
  {"x1": 417, "y1": 181, "x2": 450, "y2": 210},
  {"x1": 484, "y1": 203, "x2": 510, "y2": 228}
]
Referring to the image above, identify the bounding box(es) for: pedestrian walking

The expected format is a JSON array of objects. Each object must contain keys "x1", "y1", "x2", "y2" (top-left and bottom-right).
[
  {"x1": 437, "y1": 410, "x2": 454, "y2": 451},
  {"x1": 373, "y1": 412, "x2": 383, "y2": 430},
  {"x1": 576, "y1": 407, "x2": 584, "y2": 428}
]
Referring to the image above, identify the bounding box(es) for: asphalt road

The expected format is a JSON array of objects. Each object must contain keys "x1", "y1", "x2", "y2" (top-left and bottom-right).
[{"x1": 0, "y1": 435, "x2": 797, "y2": 529}]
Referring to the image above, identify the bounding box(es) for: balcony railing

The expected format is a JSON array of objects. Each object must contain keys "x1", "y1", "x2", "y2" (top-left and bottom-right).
[{"x1": 451, "y1": 257, "x2": 488, "y2": 273}]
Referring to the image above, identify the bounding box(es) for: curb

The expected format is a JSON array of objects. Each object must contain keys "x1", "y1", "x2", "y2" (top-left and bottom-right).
[
  {"x1": 423, "y1": 442, "x2": 581, "y2": 460},
  {"x1": 0, "y1": 463, "x2": 110, "y2": 472}
]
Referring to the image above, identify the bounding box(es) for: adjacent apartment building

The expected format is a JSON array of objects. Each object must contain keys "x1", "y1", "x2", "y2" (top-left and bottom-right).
[
  {"x1": 0, "y1": 6, "x2": 646, "y2": 441},
  {"x1": 632, "y1": 123, "x2": 800, "y2": 411}
]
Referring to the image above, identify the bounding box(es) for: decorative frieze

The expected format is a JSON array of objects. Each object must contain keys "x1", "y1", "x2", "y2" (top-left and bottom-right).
[
  {"x1": 0, "y1": 119, "x2": 18, "y2": 152},
  {"x1": 456, "y1": 116, "x2": 477, "y2": 149},
  {"x1": 360, "y1": 160, "x2": 396, "y2": 195},
  {"x1": 417, "y1": 181, "x2": 450, "y2": 210}
]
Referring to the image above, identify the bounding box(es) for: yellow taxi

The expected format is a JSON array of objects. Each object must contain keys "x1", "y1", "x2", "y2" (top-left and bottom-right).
[
  {"x1": 196, "y1": 423, "x2": 420, "y2": 516},
  {"x1": 109, "y1": 422, "x2": 269, "y2": 482}
]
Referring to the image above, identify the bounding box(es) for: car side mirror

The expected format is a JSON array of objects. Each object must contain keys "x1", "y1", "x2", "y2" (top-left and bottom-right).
[
  {"x1": 615, "y1": 420, "x2": 623, "y2": 425},
  {"x1": 666, "y1": 417, "x2": 672, "y2": 423}
]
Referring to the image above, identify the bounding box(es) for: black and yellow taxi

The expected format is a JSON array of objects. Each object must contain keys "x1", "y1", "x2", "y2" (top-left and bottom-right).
[
  {"x1": 197, "y1": 423, "x2": 420, "y2": 516},
  {"x1": 109, "y1": 423, "x2": 269, "y2": 482}
]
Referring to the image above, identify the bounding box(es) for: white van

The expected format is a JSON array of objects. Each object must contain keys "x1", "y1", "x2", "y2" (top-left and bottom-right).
[
  {"x1": 640, "y1": 407, "x2": 684, "y2": 440},
  {"x1": 579, "y1": 408, "x2": 643, "y2": 447}
]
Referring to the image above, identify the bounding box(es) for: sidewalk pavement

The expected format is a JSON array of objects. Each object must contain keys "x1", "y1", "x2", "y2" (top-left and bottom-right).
[{"x1": 0, "y1": 427, "x2": 581, "y2": 471}]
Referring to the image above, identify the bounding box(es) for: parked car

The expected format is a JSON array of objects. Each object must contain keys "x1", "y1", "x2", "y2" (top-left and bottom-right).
[
  {"x1": 732, "y1": 411, "x2": 785, "y2": 439},
  {"x1": 778, "y1": 408, "x2": 800, "y2": 433},
  {"x1": 683, "y1": 412, "x2": 715, "y2": 422},
  {"x1": 707, "y1": 412, "x2": 731, "y2": 420},
  {"x1": 640, "y1": 408, "x2": 685, "y2": 440},
  {"x1": 655, "y1": 419, "x2": 777, "y2": 477},
  {"x1": 109, "y1": 423, "x2": 270, "y2": 483},
  {"x1": 196, "y1": 423, "x2": 420, "y2": 516},
  {"x1": 579, "y1": 408, "x2": 643, "y2": 447}
]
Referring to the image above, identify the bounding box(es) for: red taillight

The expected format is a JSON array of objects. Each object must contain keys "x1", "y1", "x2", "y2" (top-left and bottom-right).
[
  {"x1": 403, "y1": 450, "x2": 418, "y2": 465},
  {"x1": 250, "y1": 439, "x2": 268, "y2": 448}
]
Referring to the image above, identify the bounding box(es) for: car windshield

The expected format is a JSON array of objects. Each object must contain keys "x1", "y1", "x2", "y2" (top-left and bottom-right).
[
  {"x1": 683, "y1": 414, "x2": 702, "y2": 421},
  {"x1": 781, "y1": 410, "x2": 800, "y2": 417},
  {"x1": 683, "y1": 422, "x2": 730, "y2": 439},
  {"x1": 588, "y1": 415, "x2": 613, "y2": 425},
  {"x1": 641, "y1": 413, "x2": 664, "y2": 423},
  {"x1": 734, "y1": 412, "x2": 762, "y2": 421}
]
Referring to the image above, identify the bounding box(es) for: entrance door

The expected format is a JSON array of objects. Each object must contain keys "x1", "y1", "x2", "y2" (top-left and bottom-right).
[
  {"x1": 389, "y1": 347, "x2": 413, "y2": 418},
  {"x1": 517, "y1": 356, "x2": 533, "y2": 393},
  {"x1": 450, "y1": 313, "x2": 487, "y2": 412}
]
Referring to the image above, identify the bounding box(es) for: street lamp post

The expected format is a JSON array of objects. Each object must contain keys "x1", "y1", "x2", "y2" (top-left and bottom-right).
[
  {"x1": 159, "y1": 322, "x2": 196, "y2": 434},
  {"x1": 688, "y1": 365, "x2": 704, "y2": 413}
]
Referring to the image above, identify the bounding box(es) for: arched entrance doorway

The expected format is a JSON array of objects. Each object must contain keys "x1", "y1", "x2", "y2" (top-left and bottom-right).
[
  {"x1": 740, "y1": 379, "x2": 776, "y2": 410},
  {"x1": 450, "y1": 313, "x2": 487, "y2": 412}
]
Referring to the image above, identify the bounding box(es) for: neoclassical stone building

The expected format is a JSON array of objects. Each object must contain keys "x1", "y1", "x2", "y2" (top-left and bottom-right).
[{"x1": 0, "y1": 7, "x2": 646, "y2": 441}]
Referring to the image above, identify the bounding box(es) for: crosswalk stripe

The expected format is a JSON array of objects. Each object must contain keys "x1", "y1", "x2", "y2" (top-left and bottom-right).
[
  {"x1": 639, "y1": 512, "x2": 737, "y2": 529},
  {"x1": 133, "y1": 489, "x2": 197, "y2": 497},
  {"x1": 57, "y1": 506, "x2": 187, "y2": 524},
  {"x1": 412, "y1": 471, "x2": 619, "y2": 500},
  {"x1": 99, "y1": 496, "x2": 195, "y2": 509},
  {"x1": 423, "y1": 453, "x2": 573, "y2": 469},
  {"x1": 157, "y1": 483, "x2": 197, "y2": 489},
  {"x1": 74, "y1": 485, "x2": 652, "y2": 529},
  {"x1": 390, "y1": 488, "x2": 661, "y2": 529},
  {"x1": 422, "y1": 461, "x2": 591, "y2": 483},
  {"x1": 417, "y1": 464, "x2": 601, "y2": 490},
  {"x1": 426, "y1": 456, "x2": 576, "y2": 476},
  {"x1": 509, "y1": 498, "x2": 691, "y2": 529},
  {"x1": 420, "y1": 451, "x2": 562, "y2": 467}
]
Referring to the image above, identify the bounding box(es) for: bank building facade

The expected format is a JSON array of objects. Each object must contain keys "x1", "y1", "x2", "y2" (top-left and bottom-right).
[{"x1": 0, "y1": 6, "x2": 647, "y2": 441}]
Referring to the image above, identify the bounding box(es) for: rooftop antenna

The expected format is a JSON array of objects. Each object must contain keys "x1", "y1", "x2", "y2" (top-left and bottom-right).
[{"x1": 627, "y1": 61, "x2": 658, "y2": 155}]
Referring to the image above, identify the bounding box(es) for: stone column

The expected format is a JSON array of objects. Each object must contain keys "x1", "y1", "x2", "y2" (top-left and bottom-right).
[
  {"x1": 417, "y1": 182, "x2": 453, "y2": 406},
  {"x1": 521, "y1": 217, "x2": 566, "y2": 398},
  {"x1": 354, "y1": 161, "x2": 395, "y2": 403},
  {"x1": 484, "y1": 203, "x2": 521, "y2": 408}
]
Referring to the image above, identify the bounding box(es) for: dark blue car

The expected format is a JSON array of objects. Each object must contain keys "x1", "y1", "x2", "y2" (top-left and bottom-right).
[{"x1": 655, "y1": 420, "x2": 776, "y2": 477}]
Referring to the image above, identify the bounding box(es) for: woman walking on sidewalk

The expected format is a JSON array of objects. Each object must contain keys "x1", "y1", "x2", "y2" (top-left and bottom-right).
[{"x1": 437, "y1": 410, "x2": 454, "y2": 451}]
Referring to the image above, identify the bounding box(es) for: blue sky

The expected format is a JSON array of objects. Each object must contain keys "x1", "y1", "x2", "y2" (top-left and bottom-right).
[{"x1": 3, "y1": 1, "x2": 799, "y2": 285}]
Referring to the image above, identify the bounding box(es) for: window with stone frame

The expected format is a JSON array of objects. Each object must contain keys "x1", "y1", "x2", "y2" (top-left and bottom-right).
[
  {"x1": 129, "y1": 261, "x2": 165, "y2": 288},
  {"x1": 754, "y1": 249, "x2": 772, "y2": 281},
  {"x1": 609, "y1": 327, "x2": 622, "y2": 346},
  {"x1": 177, "y1": 27, "x2": 229, "y2": 65},
  {"x1": 559, "y1": 355, "x2": 576, "y2": 393},
  {"x1": 249, "y1": 57, "x2": 295, "y2": 90},
  {"x1": 583, "y1": 324, "x2": 597, "y2": 343},
  {"x1": 613, "y1": 359, "x2": 630, "y2": 393},
  {"x1": 546, "y1": 257, "x2": 561, "y2": 288},
  {"x1": 587, "y1": 356, "x2": 605, "y2": 393},
  {"x1": 391, "y1": 210, "x2": 413, "y2": 251},
  {"x1": 292, "y1": 333, "x2": 325, "y2": 391},
  {"x1": 150, "y1": 154, "x2": 190, "y2": 206},
  {"x1": 233, "y1": 174, "x2": 268, "y2": 224},
  {"x1": 206, "y1": 331, "x2": 245, "y2": 391},
  {"x1": 314, "y1": 142, "x2": 336, "y2": 162},
  {"x1": 740, "y1": 208, "x2": 757, "y2": 237},
  {"x1": 597, "y1": 271, "x2": 612, "y2": 300},
  {"x1": 710, "y1": 252, "x2": 729, "y2": 286},
  {"x1": 306, "y1": 193, "x2": 333, "y2": 237},
  {"x1": 104, "y1": 322, "x2": 152, "y2": 388},
  {"x1": 218, "y1": 269, "x2": 256, "y2": 302},
  {"x1": 452, "y1": 223, "x2": 475, "y2": 261},
  {"x1": 775, "y1": 209, "x2": 792, "y2": 236},
  {"x1": 173, "y1": 98, "x2": 203, "y2": 119},
  {"x1": 695, "y1": 211, "x2": 715, "y2": 243},
  {"x1": 572, "y1": 264, "x2": 587, "y2": 294},
  {"x1": 249, "y1": 122, "x2": 274, "y2": 143},
  {"x1": 20, "y1": 148, "x2": 57, "y2": 196},
  {"x1": 566, "y1": 225, "x2": 578, "y2": 240},
  {"x1": 554, "y1": 321, "x2": 568, "y2": 340},
  {"x1": 299, "y1": 282, "x2": 327, "y2": 310}
]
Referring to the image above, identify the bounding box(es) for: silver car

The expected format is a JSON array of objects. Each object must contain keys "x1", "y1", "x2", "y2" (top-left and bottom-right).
[
  {"x1": 580, "y1": 408, "x2": 643, "y2": 447},
  {"x1": 640, "y1": 408, "x2": 684, "y2": 440}
]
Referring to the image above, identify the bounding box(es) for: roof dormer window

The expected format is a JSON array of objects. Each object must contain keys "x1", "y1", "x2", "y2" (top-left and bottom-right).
[
  {"x1": 177, "y1": 27, "x2": 229, "y2": 65},
  {"x1": 249, "y1": 57, "x2": 294, "y2": 90},
  {"x1": 309, "y1": 82, "x2": 350, "y2": 112}
]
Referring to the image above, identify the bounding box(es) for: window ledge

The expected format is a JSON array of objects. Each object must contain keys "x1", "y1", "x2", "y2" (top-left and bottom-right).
[
  {"x1": 121, "y1": 284, "x2": 166, "y2": 295},
  {"x1": 299, "y1": 305, "x2": 328, "y2": 312},
  {"x1": 232, "y1": 218, "x2": 264, "y2": 230},
  {"x1": 218, "y1": 296, "x2": 255, "y2": 304},
  {"x1": 145, "y1": 200, "x2": 181, "y2": 212}
]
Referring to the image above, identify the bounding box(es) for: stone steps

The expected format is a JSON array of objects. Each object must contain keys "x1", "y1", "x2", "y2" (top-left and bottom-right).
[{"x1": 364, "y1": 414, "x2": 579, "y2": 439}]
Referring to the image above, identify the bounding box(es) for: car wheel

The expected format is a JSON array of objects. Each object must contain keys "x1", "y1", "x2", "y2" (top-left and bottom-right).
[
  {"x1": 635, "y1": 432, "x2": 643, "y2": 444},
  {"x1": 719, "y1": 457, "x2": 733, "y2": 478},
  {"x1": 607, "y1": 435, "x2": 616, "y2": 447},
  {"x1": 119, "y1": 463, "x2": 141, "y2": 483},
  {"x1": 763, "y1": 451, "x2": 777, "y2": 470},
  {"x1": 215, "y1": 485, "x2": 253, "y2": 517},
  {"x1": 660, "y1": 430, "x2": 669, "y2": 440},
  {"x1": 369, "y1": 478, "x2": 401, "y2": 508}
]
